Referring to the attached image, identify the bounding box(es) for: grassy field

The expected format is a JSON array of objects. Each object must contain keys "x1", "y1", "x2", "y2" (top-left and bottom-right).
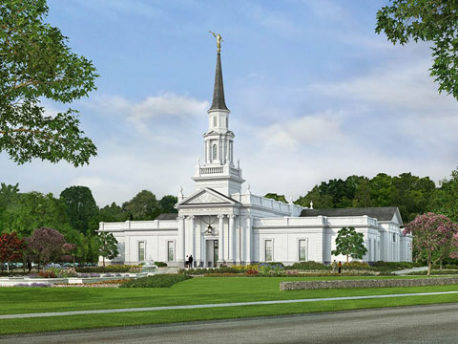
[{"x1": 0, "y1": 276, "x2": 457, "y2": 335}]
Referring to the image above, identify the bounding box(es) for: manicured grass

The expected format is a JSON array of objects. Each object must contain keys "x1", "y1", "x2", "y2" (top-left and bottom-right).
[
  {"x1": 0, "y1": 276, "x2": 456, "y2": 316},
  {"x1": 0, "y1": 292, "x2": 457, "y2": 335}
]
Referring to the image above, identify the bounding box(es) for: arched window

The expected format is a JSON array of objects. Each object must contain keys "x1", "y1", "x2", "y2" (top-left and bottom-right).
[
  {"x1": 212, "y1": 144, "x2": 217, "y2": 160},
  {"x1": 226, "y1": 117, "x2": 228, "y2": 128},
  {"x1": 213, "y1": 116, "x2": 217, "y2": 127}
]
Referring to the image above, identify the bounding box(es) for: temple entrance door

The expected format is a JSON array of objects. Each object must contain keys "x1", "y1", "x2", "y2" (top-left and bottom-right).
[{"x1": 206, "y1": 240, "x2": 219, "y2": 267}]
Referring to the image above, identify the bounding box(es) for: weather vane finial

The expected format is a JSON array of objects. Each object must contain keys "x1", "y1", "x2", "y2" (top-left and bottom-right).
[{"x1": 209, "y1": 31, "x2": 223, "y2": 53}]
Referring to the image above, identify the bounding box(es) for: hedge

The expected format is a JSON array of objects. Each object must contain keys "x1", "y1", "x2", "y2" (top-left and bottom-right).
[{"x1": 120, "y1": 274, "x2": 191, "y2": 288}]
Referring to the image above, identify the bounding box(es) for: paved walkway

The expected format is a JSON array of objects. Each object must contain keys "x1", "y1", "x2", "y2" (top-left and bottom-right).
[
  {"x1": 393, "y1": 266, "x2": 429, "y2": 275},
  {"x1": 1, "y1": 290, "x2": 456, "y2": 320}
]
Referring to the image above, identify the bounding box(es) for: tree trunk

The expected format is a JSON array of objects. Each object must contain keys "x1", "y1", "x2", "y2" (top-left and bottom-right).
[
  {"x1": 440, "y1": 259, "x2": 443, "y2": 270},
  {"x1": 427, "y1": 251, "x2": 432, "y2": 276},
  {"x1": 103, "y1": 256, "x2": 105, "y2": 268}
]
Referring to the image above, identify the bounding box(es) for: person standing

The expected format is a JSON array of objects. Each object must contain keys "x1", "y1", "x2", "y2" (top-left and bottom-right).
[
  {"x1": 185, "y1": 255, "x2": 189, "y2": 269},
  {"x1": 331, "y1": 260, "x2": 337, "y2": 273},
  {"x1": 189, "y1": 254, "x2": 194, "y2": 269},
  {"x1": 338, "y1": 261, "x2": 342, "y2": 274}
]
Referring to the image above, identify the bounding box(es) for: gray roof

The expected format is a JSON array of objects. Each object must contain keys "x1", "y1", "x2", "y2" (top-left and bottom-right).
[
  {"x1": 156, "y1": 213, "x2": 178, "y2": 220},
  {"x1": 300, "y1": 207, "x2": 401, "y2": 223},
  {"x1": 209, "y1": 52, "x2": 229, "y2": 111}
]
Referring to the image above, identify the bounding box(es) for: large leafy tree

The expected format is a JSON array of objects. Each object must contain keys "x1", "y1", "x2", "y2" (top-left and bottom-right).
[
  {"x1": 60, "y1": 186, "x2": 99, "y2": 234},
  {"x1": 332, "y1": 227, "x2": 367, "y2": 263},
  {"x1": 428, "y1": 168, "x2": 458, "y2": 222},
  {"x1": 2, "y1": 191, "x2": 70, "y2": 237},
  {"x1": 0, "y1": 0, "x2": 98, "y2": 166},
  {"x1": 97, "y1": 232, "x2": 118, "y2": 267},
  {"x1": 99, "y1": 202, "x2": 129, "y2": 222},
  {"x1": 159, "y1": 195, "x2": 178, "y2": 214},
  {"x1": 0, "y1": 232, "x2": 25, "y2": 272},
  {"x1": 403, "y1": 213, "x2": 457, "y2": 275},
  {"x1": 27, "y1": 227, "x2": 66, "y2": 270},
  {"x1": 376, "y1": 0, "x2": 457, "y2": 100},
  {"x1": 122, "y1": 190, "x2": 161, "y2": 220}
]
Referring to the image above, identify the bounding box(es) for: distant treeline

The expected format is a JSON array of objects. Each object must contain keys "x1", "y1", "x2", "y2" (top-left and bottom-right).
[
  {"x1": 266, "y1": 169, "x2": 457, "y2": 223},
  {"x1": 0, "y1": 185, "x2": 177, "y2": 263}
]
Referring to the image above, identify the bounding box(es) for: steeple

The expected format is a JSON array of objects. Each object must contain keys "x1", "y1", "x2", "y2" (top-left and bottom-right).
[
  {"x1": 192, "y1": 33, "x2": 244, "y2": 196},
  {"x1": 209, "y1": 52, "x2": 229, "y2": 112}
]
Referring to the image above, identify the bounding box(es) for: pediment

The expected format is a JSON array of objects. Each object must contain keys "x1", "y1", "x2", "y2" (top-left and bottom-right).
[{"x1": 177, "y1": 188, "x2": 238, "y2": 207}]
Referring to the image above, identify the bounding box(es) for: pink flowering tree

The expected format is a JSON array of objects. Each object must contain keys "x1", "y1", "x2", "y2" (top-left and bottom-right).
[
  {"x1": 27, "y1": 227, "x2": 66, "y2": 271},
  {"x1": 403, "y1": 213, "x2": 457, "y2": 275}
]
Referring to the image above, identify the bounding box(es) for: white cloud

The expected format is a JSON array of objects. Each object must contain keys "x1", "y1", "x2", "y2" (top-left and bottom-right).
[
  {"x1": 258, "y1": 111, "x2": 347, "y2": 149},
  {"x1": 86, "y1": 93, "x2": 209, "y2": 132},
  {"x1": 311, "y1": 60, "x2": 457, "y2": 113}
]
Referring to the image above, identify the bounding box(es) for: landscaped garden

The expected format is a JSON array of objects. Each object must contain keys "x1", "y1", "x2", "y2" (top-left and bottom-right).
[{"x1": 0, "y1": 261, "x2": 457, "y2": 335}]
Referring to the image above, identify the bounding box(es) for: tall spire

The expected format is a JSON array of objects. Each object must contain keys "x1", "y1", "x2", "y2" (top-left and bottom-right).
[{"x1": 209, "y1": 33, "x2": 229, "y2": 112}]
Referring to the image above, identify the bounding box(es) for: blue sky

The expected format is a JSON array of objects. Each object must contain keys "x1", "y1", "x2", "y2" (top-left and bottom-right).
[{"x1": 1, "y1": 0, "x2": 457, "y2": 206}]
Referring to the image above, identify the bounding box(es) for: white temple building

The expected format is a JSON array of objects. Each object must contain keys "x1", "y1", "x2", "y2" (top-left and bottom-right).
[{"x1": 99, "y1": 44, "x2": 412, "y2": 267}]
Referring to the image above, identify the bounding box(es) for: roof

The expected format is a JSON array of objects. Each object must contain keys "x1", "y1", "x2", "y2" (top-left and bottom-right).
[
  {"x1": 209, "y1": 52, "x2": 229, "y2": 111},
  {"x1": 207, "y1": 187, "x2": 241, "y2": 204},
  {"x1": 300, "y1": 207, "x2": 401, "y2": 223},
  {"x1": 156, "y1": 213, "x2": 178, "y2": 220}
]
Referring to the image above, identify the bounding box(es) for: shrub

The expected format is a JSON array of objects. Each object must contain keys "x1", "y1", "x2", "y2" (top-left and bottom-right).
[
  {"x1": 343, "y1": 261, "x2": 371, "y2": 270},
  {"x1": 259, "y1": 263, "x2": 284, "y2": 275},
  {"x1": 76, "y1": 265, "x2": 139, "y2": 273},
  {"x1": 38, "y1": 270, "x2": 56, "y2": 278},
  {"x1": 372, "y1": 261, "x2": 419, "y2": 269},
  {"x1": 287, "y1": 261, "x2": 330, "y2": 271},
  {"x1": 120, "y1": 274, "x2": 191, "y2": 288},
  {"x1": 45, "y1": 267, "x2": 78, "y2": 278},
  {"x1": 245, "y1": 269, "x2": 259, "y2": 275},
  {"x1": 154, "y1": 262, "x2": 167, "y2": 267}
]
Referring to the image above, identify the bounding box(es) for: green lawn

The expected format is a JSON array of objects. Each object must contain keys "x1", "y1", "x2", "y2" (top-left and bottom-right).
[{"x1": 0, "y1": 276, "x2": 456, "y2": 335}]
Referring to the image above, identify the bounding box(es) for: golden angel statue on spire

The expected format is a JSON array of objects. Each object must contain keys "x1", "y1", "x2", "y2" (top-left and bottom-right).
[{"x1": 209, "y1": 31, "x2": 223, "y2": 53}]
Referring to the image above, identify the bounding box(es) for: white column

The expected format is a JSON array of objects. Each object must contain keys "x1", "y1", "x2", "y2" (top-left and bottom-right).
[
  {"x1": 218, "y1": 214, "x2": 225, "y2": 264},
  {"x1": 245, "y1": 216, "x2": 252, "y2": 264},
  {"x1": 195, "y1": 219, "x2": 201, "y2": 267},
  {"x1": 233, "y1": 216, "x2": 241, "y2": 264},
  {"x1": 228, "y1": 214, "x2": 236, "y2": 263},
  {"x1": 176, "y1": 216, "x2": 185, "y2": 264},
  {"x1": 189, "y1": 215, "x2": 195, "y2": 267}
]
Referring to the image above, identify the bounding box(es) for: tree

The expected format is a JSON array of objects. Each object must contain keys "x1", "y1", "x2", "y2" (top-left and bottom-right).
[
  {"x1": 428, "y1": 168, "x2": 458, "y2": 222},
  {"x1": 122, "y1": 190, "x2": 161, "y2": 220},
  {"x1": 2, "y1": 191, "x2": 70, "y2": 237},
  {"x1": 159, "y1": 195, "x2": 178, "y2": 214},
  {"x1": 403, "y1": 213, "x2": 457, "y2": 275},
  {"x1": 60, "y1": 186, "x2": 99, "y2": 234},
  {"x1": 0, "y1": 0, "x2": 98, "y2": 166},
  {"x1": 0, "y1": 232, "x2": 25, "y2": 272},
  {"x1": 97, "y1": 232, "x2": 118, "y2": 267},
  {"x1": 27, "y1": 227, "x2": 66, "y2": 270},
  {"x1": 264, "y1": 193, "x2": 287, "y2": 203},
  {"x1": 99, "y1": 202, "x2": 128, "y2": 222},
  {"x1": 332, "y1": 227, "x2": 367, "y2": 263},
  {"x1": 62, "y1": 242, "x2": 76, "y2": 267},
  {"x1": 376, "y1": 0, "x2": 457, "y2": 99}
]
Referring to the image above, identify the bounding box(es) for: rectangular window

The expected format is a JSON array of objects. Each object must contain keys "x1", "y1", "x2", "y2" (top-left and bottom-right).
[
  {"x1": 393, "y1": 234, "x2": 396, "y2": 242},
  {"x1": 167, "y1": 241, "x2": 174, "y2": 262},
  {"x1": 299, "y1": 239, "x2": 307, "y2": 261},
  {"x1": 138, "y1": 241, "x2": 145, "y2": 262},
  {"x1": 265, "y1": 240, "x2": 273, "y2": 262}
]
